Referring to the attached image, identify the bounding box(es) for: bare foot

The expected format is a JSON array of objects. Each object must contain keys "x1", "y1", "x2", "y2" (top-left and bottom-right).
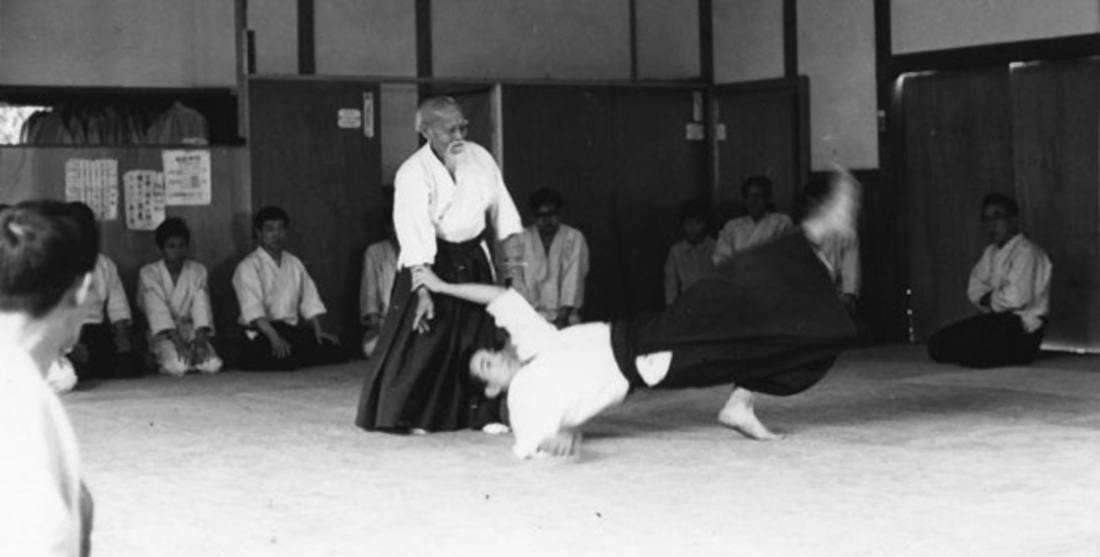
[{"x1": 717, "y1": 388, "x2": 784, "y2": 441}]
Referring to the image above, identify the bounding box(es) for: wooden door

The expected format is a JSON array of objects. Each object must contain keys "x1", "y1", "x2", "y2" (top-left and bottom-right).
[
  {"x1": 1012, "y1": 59, "x2": 1100, "y2": 350},
  {"x1": 248, "y1": 78, "x2": 383, "y2": 337},
  {"x1": 901, "y1": 68, "x2": 1014, "y2": 341},
  {"x1": 713, "y1": 78, "x2": 809, "y2": 222},
  {"x1": 500, "y1": 85, "x2": 709, "y2": 320}
]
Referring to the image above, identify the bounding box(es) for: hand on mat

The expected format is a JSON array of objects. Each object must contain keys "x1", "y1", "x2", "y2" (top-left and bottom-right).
[
  {"x1": 270, "y1": 334, "x2": 292, "y2": 358},
  {"x1": 412, "y1": 289, "x2": 434, "y2": 334},
  {"x1": 538, "y1": 430, "x2": 582, "y2": 458},
  {"x1": 411, "y1": 267, "x2": 445, "y2": 293}
]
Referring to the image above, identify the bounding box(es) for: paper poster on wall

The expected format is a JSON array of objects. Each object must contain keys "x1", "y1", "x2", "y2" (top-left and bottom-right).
[
  {"x1": 123, "y1": 171, "x2": 166, "y2": 231},
  {"x1": 363, "y1": 92, "x2": 375, "y2": 138},
  {"x1": 64, "y1": 158, "x2": 118, "y2": 221},
  {"x1": 162, "y1": 150, "x2": 212, "y2": 205}
]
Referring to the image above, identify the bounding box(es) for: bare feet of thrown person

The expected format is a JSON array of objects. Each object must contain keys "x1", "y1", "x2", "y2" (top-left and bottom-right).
[{"x1": 718, "y1": 387, "x2": 784, "y2": 441}]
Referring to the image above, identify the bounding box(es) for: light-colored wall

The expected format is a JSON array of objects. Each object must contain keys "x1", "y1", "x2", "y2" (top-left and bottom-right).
[
  {"x1": 315, "y1": 0, "x2": 416, "y2": 77},
  {"x1": 251, "y1": 0, "x2": 298, "y2": 75},
  {"x1": 713, "y1": 0, "x2": 784, "y2": 82},
  {"x1": 636, "y1": 0, "x2": 700, "y2": 80},
  {"x1": 432, "y1": 0, "x2": 631, "y2": 79},
  {"x1": 799, "y1": 0, "x2": 878, "y2": 170},
  {"x1": 0, "y1": 0, "x2": 235, "y2": 86},
  {"x1": 892, "y1": 0, "x2": 1100, "y2": 54}
]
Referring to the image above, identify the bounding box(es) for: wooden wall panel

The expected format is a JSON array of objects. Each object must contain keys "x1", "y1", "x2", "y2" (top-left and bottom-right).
[
  {"x1": 1012, "y1": 59, "x2": 1100, "y2": 350},
  {"x1": 0, "y1": 147, "x2": 251, "y2": 348},
  {"x1": 902, "y1": 68, "x2": 1014, "y2": 341},
  {"x1": 501, "y1": 85, "x2": 708, "y2": 320},
  {"x1": 249, "y1": 79, "x2": 383, "y2": 338},
  {"x1": 714, "y1": 82, "x2": 804, "y2": 221}
]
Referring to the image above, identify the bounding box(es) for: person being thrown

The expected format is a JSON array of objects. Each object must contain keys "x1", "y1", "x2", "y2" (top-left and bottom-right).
[{"x1": 412, "y1": 169, "x2": 866, "y2": 459}]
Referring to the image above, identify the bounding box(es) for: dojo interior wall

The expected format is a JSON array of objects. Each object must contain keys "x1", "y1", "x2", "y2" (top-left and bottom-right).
[{"x1": 2, "y1": 0, "x2": 1099, "y2": 348}]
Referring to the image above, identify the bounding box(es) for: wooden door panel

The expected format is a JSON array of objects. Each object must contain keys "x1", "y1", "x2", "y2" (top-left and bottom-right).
[
  {"x1": 902, "y1": 68, "x2": 1014, "y2": 340},
  {"x1": 249, "y1": 79, "x2": 383, "y2": 336},
  {"x1": 1012, "y1": 59, "x2": 1100, "y2": 350},
  {"x1": 715, "y1": 81, "x2": 807, "y2": 221}
]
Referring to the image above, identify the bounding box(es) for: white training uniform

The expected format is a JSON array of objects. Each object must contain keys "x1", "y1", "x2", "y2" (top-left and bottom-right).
[
  {"x1": 712, "y1": 213, "x2": 794, "y2": 265},
  {"x1": 138, "y1": 260, "x2": 222, "y2": 376},
  {"x1": 0, "y1": 344, "x2": 84, "y2": 557},
  {"x1": 486, "y1": 290, "x2": 672, "y2": 459},
  {"x1": 232, "y1": 247, "x2": 327, "y2": 331},
  {"x1": 359, "y1": 239, "x2": 399, "y2": 322},
  {"x1": 967, "y1": 233, "x2": 1052, "y2": 333},
  {"x1": 82, "y1": 254, "x2": 132, "y2": 325},
  {"x1": 393, "y1": 141, "x2": 523, "y2": 269},
  {"x1": 516, "y1": 224, "x2": 589, "y2": 323}
]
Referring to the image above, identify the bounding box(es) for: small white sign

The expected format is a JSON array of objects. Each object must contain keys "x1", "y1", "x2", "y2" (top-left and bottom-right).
[
  {"x1": 363, "y1": 93, "x2": 375, "y2": 138},
  {"x1": 338, "y1": 109, "x2": 362, "y2": 129},
  {"x1": 685, "y1": 122, "x2": 705, "y2": 141}
]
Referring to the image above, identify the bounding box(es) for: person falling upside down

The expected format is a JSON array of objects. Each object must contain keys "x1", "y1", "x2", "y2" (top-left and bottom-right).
[{"x1": 412, "y1": 168, "x2": 867, "y2": 459}]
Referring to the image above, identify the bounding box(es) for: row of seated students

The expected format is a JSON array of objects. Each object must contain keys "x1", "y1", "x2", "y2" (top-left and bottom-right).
[{"x1": 45, "y1": 203, "x2": 347, "y2": 390}]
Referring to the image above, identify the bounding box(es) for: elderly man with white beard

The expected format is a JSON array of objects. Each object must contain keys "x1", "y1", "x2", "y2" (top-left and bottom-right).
[{"x1": 356, "y1": 96, "x2": 525, "y2": 434}]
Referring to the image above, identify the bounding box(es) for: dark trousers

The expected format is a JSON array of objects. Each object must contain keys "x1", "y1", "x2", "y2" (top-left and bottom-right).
[
  {"x1": 72, "y1": 322, "x2": 144, "y2": 380},
  {"x1": 615, "y1": 235, "x2": 865, "y2": 397},
  {"x1": 927, "y1": 313, "x2": 1044, "y2": 369},
  {"x1": 356, "y1": 238, "x2": 501, "y2": 432},
  {"x1": 239, "y1": 321, "x2": 346, "y2": 372}
]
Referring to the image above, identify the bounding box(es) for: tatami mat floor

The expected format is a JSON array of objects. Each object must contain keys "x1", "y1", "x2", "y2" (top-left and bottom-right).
[{"x1": 64, "y1": 345, "x2": 1100, "y2": 557}]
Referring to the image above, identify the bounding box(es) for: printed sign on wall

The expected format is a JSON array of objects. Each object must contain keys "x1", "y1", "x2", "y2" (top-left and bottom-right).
[
  {"x1": 162, "y1": 150, "x2": 212, "y2": 205},
  {"x1": 123, "y1": 170, "x2": 166, "y2": 231},
  {"x1": 64, "y1": 158, "x2": 119, "y2": 221}
]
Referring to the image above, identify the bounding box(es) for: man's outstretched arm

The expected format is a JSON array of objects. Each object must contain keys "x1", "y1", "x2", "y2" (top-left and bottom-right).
[{"x1": 413, "y1": 268, "x2": 507, "y2": 306}]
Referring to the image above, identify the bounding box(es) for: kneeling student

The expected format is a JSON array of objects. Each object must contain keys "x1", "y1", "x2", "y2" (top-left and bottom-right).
[
  {"x1": 138, "y1": 217, "x2": 222, "y2": 376},
  {"x1": 233, "y1": 206, "x2": 344, "y2": 371}
]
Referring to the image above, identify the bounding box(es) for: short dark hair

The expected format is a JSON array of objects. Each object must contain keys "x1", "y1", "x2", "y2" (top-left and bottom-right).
[
  {"x1": 253, "y1": 206, "x2": 290, "y2": 231},
  {"x1": 679, "y1": 198, "x2": 708, "y2": 223},
  {"x1": 981, "y1": 193, "x2": 1019, "y2": 219},
  {"x1": 528, "y1": 188, "x2": 563, "y2": 214},
  {"x1": 741, "y1": 176, "x2": 773, "y2": 197},
  {"x1": 155, "y1": 217, "x2": 191, "y2": 249},
  {"x1": 0, "y1": 200, "x2": 99, "y2": 318}
]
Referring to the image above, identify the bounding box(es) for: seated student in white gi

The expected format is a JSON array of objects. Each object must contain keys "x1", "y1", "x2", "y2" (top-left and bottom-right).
[
  {"x1": 137, "y1": 217, "x2": 222, "y2": 376},
  {"x1": 664, "y1": 199, "x2": 715, "y2": 306},
  {"x1": 516, "y1": 188, "x2": 589, "y2": 328},
  {"x1": 233, "y1": 206, "x2": 345, "y2": 371},
  {"x1": 802, "y1": 178, "x2": 861, "y2": 315},
  {"x1": 927, "y1": 193, "x2": 1052, "y2": 368},
  {"x1": 67, "y1": 202, "x2": 144, "y2": 381},
  {"x1": 713, "y1": 176, "x2": 794, "y2": 265},
  {"x1": 0, "y1": 200, "x2": 98, "y2": 556},
  {"x1": 414, "y1": 170, "x2": 865, "y2": 459},
  {"x1": 360, "y1": 204, "x2": 399, "y2": 358}
]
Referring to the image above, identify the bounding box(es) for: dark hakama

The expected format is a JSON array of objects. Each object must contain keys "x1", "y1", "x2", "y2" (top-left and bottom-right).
[
  {"x1": 613, "y1": 234, "x2": 866, "y2": 396},
  {"x1": 356, "y1": 238, "x2": 501, "y2": 431},
  {"x1": 238, "y1": 321, "x2": 346, "y2": 372}
]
